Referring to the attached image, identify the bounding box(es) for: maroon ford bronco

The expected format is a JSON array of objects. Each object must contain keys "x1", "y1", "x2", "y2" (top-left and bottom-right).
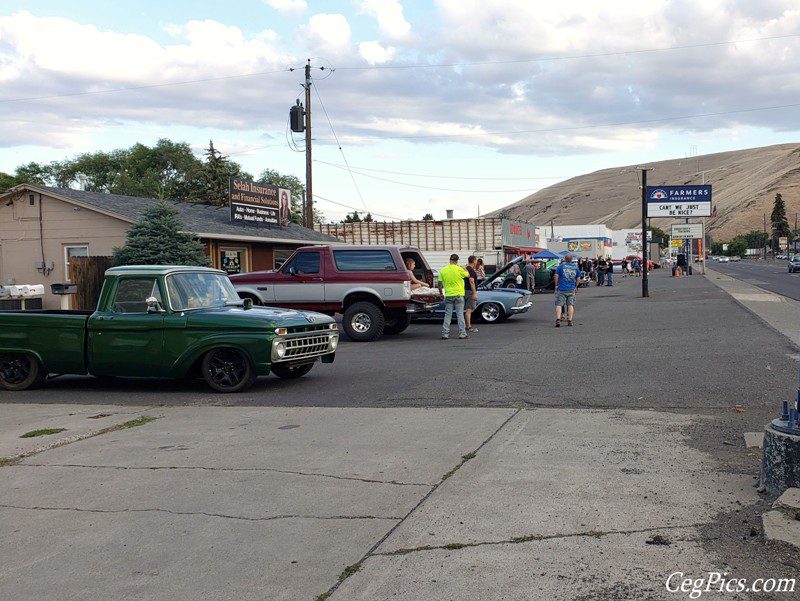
[{"x1": 230, "y1": 245, "x2": 440, "y2": 341}]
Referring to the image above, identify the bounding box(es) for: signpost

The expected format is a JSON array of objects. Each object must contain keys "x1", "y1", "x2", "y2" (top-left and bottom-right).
[
  {"x1": 229, "y1": 177, "x2": 290, "y2": 227},
  {"x1": 670, "y1": 223, "x2": 704, "y2": 240},
  {"x1": 646, "y1": 185, "x2": 712, "y2": 218}
]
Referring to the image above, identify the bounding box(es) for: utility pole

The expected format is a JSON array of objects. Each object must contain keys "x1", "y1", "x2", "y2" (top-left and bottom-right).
[
  {"x1": 640, "y1": 167, "x2": 652, "y2": 298},
  {"x1": 303, "y1": 60, "x2": 314, "y2": 229},
  {"x1": 764, "y1": 213, "x2": 768, "y2": 260}
]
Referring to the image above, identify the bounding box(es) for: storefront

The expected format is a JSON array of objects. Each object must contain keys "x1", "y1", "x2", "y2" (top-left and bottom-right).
[{"x1": 501, "y1": 218, "x2": 542, "y2": 262}]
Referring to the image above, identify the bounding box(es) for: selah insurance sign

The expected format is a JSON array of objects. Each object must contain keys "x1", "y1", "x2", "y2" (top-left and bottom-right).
[
  {"x1": 229, "y1": 177, "x2": 290, "y2": 227},
  {"x1": 646, "y1": 185, "x2": 712, "y2": 218}
]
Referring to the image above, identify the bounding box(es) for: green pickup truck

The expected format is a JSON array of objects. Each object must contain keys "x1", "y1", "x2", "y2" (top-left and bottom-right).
[{"x1": 0, "y1": 266, "x2": 338, "y2": 393}]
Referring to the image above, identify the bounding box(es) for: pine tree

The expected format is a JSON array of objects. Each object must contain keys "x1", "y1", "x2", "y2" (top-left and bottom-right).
[
  {"x1": 422, "y1": 213, "x2": 434, "y2": 221},
  {"x1": 771, "y1": 192, "x2": 790, "y2": 250},
  {"x1": 113, "y1": 202, "x2": 210, "y2": 266},
  {"x1": 363, "y1": 212, "x2": 374, "y2": 222},
  {"x1": 201, "y1": 140, "x2": 236, "y2": 206}
]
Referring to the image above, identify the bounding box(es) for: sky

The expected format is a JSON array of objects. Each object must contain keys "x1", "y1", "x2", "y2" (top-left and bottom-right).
[{"x1": 1, "y1": 0, "x2": 799, "y2": 222}]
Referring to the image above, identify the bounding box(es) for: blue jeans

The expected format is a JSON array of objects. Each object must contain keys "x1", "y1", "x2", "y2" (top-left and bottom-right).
[
  {"x1": 606, "y1": 271, "x2": 613, "y2": 286},
  {"x1": 442, "y1": 296, "x2": 466, "y2": 337},
  {"x1": 597, "y1": 270, "x2": 605, "y2": 285}
]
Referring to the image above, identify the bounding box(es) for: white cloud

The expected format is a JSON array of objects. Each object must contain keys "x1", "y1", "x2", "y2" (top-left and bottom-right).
[
  {"x1": 263, "y1": 0, "x2": 308, "y2": 13},
  {"x1": 360, "y1": 0, "x2": 413, "y2": 42},
  {"x1": 295, "y1": 13, "x2": 352, "y2": 53},
  {"x1": 358, "y1": 41, "x2": 395, "y2": 64}
]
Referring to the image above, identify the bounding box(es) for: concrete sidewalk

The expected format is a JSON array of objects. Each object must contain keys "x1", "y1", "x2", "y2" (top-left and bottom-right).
[{"x1": 0, "y1": 403, "x2": 763, "y2": 601}]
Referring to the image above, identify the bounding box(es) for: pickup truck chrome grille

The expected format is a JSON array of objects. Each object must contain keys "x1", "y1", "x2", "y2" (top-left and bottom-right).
[{"x1": 273, "y1": 333, "x2": 336, "y2": 362}]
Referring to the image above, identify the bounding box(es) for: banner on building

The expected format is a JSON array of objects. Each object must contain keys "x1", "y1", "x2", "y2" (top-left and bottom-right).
[
  {"x1": 229, "y1": 177, "x2": 291, "y2": 227},
  {"x1": 501, "y1": 219, "x2": 538, "y2": 248}
]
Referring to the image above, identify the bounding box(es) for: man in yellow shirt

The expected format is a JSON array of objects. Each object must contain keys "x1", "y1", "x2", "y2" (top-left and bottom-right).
[{"x1": 437, "y1": 254, "x2": 469, "y2": 339}]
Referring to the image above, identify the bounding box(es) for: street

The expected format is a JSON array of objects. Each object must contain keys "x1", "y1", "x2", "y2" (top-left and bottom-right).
[
  {"x1": 711, "y1": 259, "x2": 800, "y2": 301},
  {"x1": 2, "y1": 269, "x2": 799, "y2": 600}
]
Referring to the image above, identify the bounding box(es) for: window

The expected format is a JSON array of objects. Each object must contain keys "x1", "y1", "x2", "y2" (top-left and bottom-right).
[
  {"x1": 282, "y1": 252, "x2": 320, "y2": 275},
  {"x1": 333, "y1": 250, "x2": 396, "y2": 271},
  {"x1": 64, "y1": 245, "x2": 89, "y2": 281},
  {"x1": 167, "y1": 272, "x2": 238, "y2": 311},
  {"x1": 112, "y1": 278, "x2": 163, "y2": 314}
]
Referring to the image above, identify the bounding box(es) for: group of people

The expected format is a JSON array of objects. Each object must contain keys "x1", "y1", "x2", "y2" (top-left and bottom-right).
[{"x1": 435, "y1": 254, "x2": 482, "y2": 339}]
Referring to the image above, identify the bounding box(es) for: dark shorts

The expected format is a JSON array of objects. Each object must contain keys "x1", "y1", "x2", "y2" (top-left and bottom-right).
[
  {"x1": 465, "y1": 294, "x2": 477, "y2": 310},
  {"x1": 554, "y1": 291, "x2": 576, "y2": 307}
]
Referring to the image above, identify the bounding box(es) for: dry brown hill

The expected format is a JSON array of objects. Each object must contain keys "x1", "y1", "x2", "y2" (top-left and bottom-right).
[{"x1": 490, "y1": 143, "x2": 800, "y2": 241}]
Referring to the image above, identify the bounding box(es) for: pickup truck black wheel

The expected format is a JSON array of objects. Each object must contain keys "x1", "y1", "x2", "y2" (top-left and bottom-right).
[
  {"x1": 384, "y1": 310, "x2": 411, "y2": 335},
  {"x1": 478, "y1": 302, "x2": 504, "y2": 323},
  {"x1": 271, "y1": 362, "x2": 314, "y2": 379},
  {"x1": 342, "y1": 302, "x2": 385, "y2": 342},
  {"x1": 201, "y1": 348, "x2": 256, "y2": 393},
  {"x1": 0, "y1": 353, "x2": 46, "y2": 391}
]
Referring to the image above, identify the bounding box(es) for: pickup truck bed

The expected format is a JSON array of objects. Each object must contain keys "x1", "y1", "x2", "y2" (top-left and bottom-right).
[{"x1": 0, "y1": 310, "x2": 92, "y2": 375}]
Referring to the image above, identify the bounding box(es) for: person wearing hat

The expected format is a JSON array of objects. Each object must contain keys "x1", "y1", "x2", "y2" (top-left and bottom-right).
[{"x1": 437, "y1": 254, "x2": 470, "y2": 339}]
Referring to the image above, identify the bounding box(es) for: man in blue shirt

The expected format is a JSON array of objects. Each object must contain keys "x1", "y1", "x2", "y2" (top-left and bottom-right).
[{"x1": 554, "y1": 253, "x2": 579, "y2": 327}]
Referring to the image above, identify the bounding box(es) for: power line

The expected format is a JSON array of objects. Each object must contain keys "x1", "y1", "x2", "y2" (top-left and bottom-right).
[
  {"x1": 334, "y1": 33, "x2": 800, "y2": 71},
  {"x1": 319, "y1": 161, "x2": 544, "y2": 193},
  {"x1": 313, "y1": 159, "x2": 569, "y2": 180},
  {"x1": 313, "y1": 193, "x2": 402, "y2": 220},
  {"x1": 311, "y1": 80, "x2": 368, "y2": 211},
  {"x1": 0, "y1": 68, "x2": 294, "y2": 104},
  {"x1": 316, "y1": 101, "x2": 800, "y2": 142}
]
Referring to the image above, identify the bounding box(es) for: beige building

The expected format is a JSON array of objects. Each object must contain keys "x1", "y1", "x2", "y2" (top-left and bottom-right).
[{"x1": 0, "y1": 184, "x2": 336, "y2": 309}]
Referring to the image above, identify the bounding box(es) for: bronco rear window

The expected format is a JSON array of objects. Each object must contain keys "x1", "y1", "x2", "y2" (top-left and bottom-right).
[{"x1": 333, "y1": 250, "x2": 397, "y2": 271}]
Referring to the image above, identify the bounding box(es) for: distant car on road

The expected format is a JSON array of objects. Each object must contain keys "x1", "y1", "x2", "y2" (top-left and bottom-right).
[
  {"x1": 789, "y1": 255, "x2": 800, "y2": 273},
  {"x1": 729, "y1": 256, "x2": 741, "y2": 262},
  {"x1": 718, "y1": 256, "x2": 730, "y2": 263}
]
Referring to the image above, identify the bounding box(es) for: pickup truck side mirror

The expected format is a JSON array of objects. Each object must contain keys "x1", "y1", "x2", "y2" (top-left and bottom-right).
[{"x1": 146, "y1": 296, "x2": 165, "y2": 314}]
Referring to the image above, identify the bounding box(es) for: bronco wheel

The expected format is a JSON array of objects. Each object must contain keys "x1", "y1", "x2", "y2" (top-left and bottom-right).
[
  {"x1": 0, "y1": 353, "x2": 46, "y2": 391},
  {"x1": 271, "y1": 362, "x2": 314, "y2": 379},
  {"x1": 201, "y1": 348, "x2": 256, "y2": 393},
  {"x1": 478, "y1": 302, "x2": 504, "y2": 323},
  {"x1": 384, "y1": 311, "x2": 411, "y2": 335},
  {"x1": 342, "y1": 301, "x2": 385, "y2": 342}
]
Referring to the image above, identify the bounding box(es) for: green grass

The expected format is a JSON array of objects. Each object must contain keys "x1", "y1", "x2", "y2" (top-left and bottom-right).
[
  {"x1": 20, "y1": 428, "x2": 67, "y2": 438},
  {"x1": 115, "y1": 416, "x2": 156, "y2": 430}
]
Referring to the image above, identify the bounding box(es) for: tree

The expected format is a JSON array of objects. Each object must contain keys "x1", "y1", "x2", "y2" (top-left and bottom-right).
[
  {"x1": 199, "y1": 141, "x2": 243, "y2": 206},
  {"x1": 727, "y1": 239, "x2": 747, "y2": 258},
  {"x1": 422, "y1": 213, "x2": 434, "y2": 221},
  {"x1": 363, "y1": 212, "x2": 374, "y2": 222},
  {"x1": 740, "y1": 230, "x2": 769, "y2": 249},
  {"x1": 648, "y1": 225, "x2": 669, "y2": 249},
  {"x1": 0, "y1": 172, "x2": 18, "y2": 191},
  {"x1": 343, "y1": 211, "x2": 362, "y2": 223},
  {"x1": 113, "y1": 202, "x2": 210, "y2": 266},
  {"x1": 771, "y1": 193, "x2": 790, "y2": 250}
]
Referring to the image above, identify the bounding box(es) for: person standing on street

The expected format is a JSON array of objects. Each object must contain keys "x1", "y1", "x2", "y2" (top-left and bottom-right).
[
  {"x1": 597, "y1": 257, "x2": 606, "y2": 286},
  {"x1": 464, "y1": 255, "x2": 479, "y2": 333},
  {"x1": 437, "y1": 254, "x2": 469, "y2": 340},
  {"x1": 554, "y1": 253, "x2": 579, "y2": 327},
  {"x1": 606, "y1": 259, "x2": 614, "y2": 287},
  {"x1": 524, "y1": 259, "x2": 535, "y2": 291},
  {"x1": 475, "y1": 258, "x2": 486, "y2": 283}
]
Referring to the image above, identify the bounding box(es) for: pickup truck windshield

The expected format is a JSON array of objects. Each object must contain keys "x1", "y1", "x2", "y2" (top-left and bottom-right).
[{"x1": 167, "y1": 272, "x2": 239, "y2": 311}]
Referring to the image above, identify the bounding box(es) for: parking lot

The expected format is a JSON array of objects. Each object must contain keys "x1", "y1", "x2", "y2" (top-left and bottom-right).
[{"x1": 2, "y1": 270, "x2": 799, "y2": 600}]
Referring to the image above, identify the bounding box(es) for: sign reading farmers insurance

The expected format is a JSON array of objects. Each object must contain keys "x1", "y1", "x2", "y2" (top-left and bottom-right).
[
  {"x1": 501, "y1": 219, "x2": 538, "y2": 248},
  {"x1": 646, "y1": 185, "x2": 712, "y2": 218},
  {"x1": 229, "y1": 177, "x2": 291, "y2": 227}
]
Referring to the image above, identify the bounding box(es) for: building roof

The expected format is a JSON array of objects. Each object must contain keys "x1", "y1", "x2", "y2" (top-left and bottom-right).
[{"x1": 2, "y1": 185, "x2": 339, "y2": 245}]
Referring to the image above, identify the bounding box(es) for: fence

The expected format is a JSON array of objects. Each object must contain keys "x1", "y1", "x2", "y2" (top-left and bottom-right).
[
  {"x1": 315, "y1": 218, "x2": 503, "y2": 251},
  {"x1": 69, "y1": 256, "x2": 113, "y2": 310}
]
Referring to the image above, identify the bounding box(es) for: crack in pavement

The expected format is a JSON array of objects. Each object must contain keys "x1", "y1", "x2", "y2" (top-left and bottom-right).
[
  {"x1": 0, "y1": 504, "x2": 402, "y2": 523},
  {"x1": 374, "y1": 523, "x2": 707, "y2": 556},
  {"x1": 313, "y1": 408, "x2": 523, "y2": 601},
  {"x1": 16, "y1": 463, "x2": 432, "y2": 487}
]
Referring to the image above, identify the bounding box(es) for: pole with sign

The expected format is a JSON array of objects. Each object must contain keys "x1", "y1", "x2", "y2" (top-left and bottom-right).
[{"x1": 641, "y1": 168, "x2": 651, "y2": 298}]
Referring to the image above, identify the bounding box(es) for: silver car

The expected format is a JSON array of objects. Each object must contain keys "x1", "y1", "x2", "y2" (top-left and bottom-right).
[{"x1": 789, "y1": 255, "x2": 800, "y2": 273}]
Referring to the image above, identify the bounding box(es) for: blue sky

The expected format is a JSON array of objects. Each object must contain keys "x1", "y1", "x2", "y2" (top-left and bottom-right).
[{"x1": 2, "y1": 1, "x2": 799, "y2": 221}]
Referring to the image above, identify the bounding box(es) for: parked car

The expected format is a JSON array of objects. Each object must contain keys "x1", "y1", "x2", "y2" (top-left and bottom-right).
[
  {"x1": 418, "y1": 258, "x2": 533, "y2": 324},
  {"x1": 230, "y1": 245, "x2": 440, "y2": 342},
  {"x1": 729, "y1": 256, "x2": 741, "y2": 262},
  {"x1": 485, "y1": 256, "x2": 556, "y2": 291},
  {"x1": 718, "y1": 256, "x2": 730, "y2": 263},
  {"x1": 0, "y1": 266, "x2": 338, "y2": 392},
  {"x1": 789, "y1": 255, "x2": 800, "y2": 273}
]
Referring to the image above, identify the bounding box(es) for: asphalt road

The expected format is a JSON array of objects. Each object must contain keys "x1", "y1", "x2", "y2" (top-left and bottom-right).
[
  {"x1": 3, "y1": 268, "x2": 797, "y2": 413},
  {"x1": 711, "y1": 258, "x2": 800, "y2": 301}
]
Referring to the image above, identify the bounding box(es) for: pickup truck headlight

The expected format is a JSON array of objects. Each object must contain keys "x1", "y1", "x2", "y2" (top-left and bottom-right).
[
  {"x1": 329, "y1": 323, "x2": 338, "y2": 330},
  {"x1": 274, "y1": 341, "x2": 287, "y2": 359},
  {"x1": 329, "y1": 334, "x2": 339, "y2": 350}
]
